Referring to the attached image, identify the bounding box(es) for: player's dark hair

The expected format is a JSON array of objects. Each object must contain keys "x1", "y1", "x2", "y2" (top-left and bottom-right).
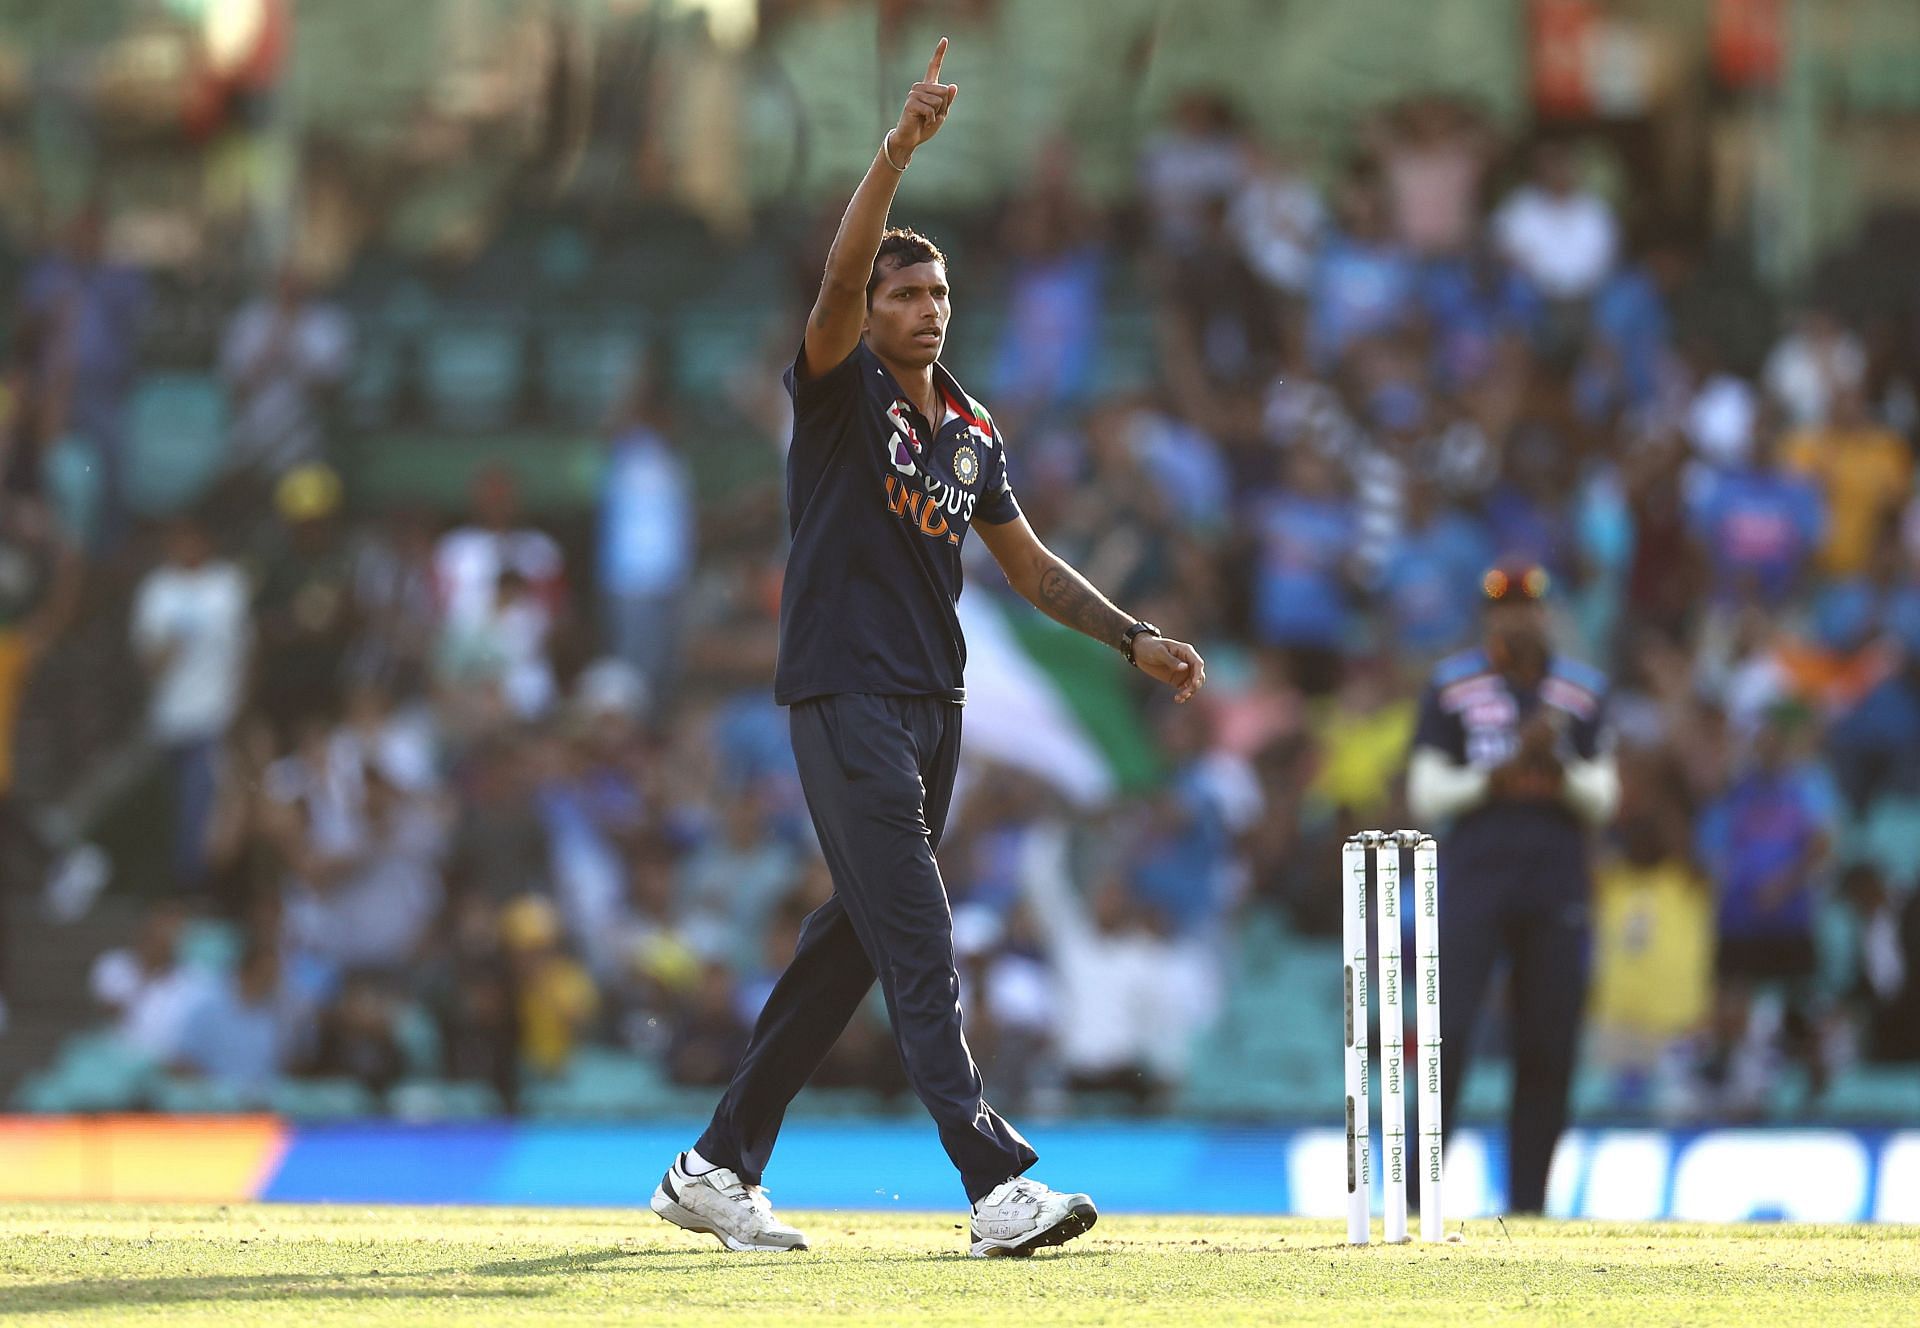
[{"x1": 866, "y1": 227, "x2": 946, "y2": 305}]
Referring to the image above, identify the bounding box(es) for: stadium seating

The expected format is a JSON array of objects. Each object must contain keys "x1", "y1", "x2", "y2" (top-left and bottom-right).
[
  {"x1": 124, "y1": 373, "x2": 228, "y2": 517},
  {"x1": 522, "y1": 1047, "x2": 678, "y2": 1119},
  {"x1": 11, "y1": 1033, "x2": 158, "y2": 1114},
  {"x1": 539, "y1": 322, "x2": 647, "y2": 427},
  {"x1": 1820, "y1": 1065, "x2": 1920, "y2": 1121},
  {"x1": 420, "y1": 319, "x2": 527, "y2": 431},
  {"x1": 266, "y1": 1078, "x2": 378, "y2": 1121},
  {"x1": 150, "y1": 1075, "x2": 252, "y2": 1114},
  {"x1": 389, "y1": 1079, "x2": 504, "y2": 1122}
]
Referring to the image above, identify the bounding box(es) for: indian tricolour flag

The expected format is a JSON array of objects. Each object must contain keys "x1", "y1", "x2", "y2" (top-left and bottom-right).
[{"x1": 955, "y1": 585, "x2": 1161, "y2": 809}]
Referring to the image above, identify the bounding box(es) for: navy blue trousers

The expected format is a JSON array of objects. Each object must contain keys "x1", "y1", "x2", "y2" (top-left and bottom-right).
[
  {"x1": 1437, "y1": 867, "x2": 1590, "y2": 1214},
  {"x1": 696, "y1": 693, "x2": 1036, "y2": 1203}
]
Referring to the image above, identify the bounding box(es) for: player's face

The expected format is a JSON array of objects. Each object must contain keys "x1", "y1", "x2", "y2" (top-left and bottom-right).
[
  {"x1": 865, "y1": 259, "x2": 950, "y2": 369},
  {"x1": 1485, "y1": 597, "x2": 1549, "y2": 668}
]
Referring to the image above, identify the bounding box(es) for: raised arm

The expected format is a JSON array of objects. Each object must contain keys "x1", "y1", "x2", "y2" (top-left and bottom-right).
[
  {"x1": 974, "y1": 513, "x2": 1207, "y2": 704},
  {"x1": 800, "y1": 38, "x2": 957, "y2": 380}
]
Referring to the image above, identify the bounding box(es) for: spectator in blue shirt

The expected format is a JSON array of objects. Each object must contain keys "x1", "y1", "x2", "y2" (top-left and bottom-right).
[
  {"x1": 993, "y1": 144, "x2": 1105, "y2": 411},
  {"x1": 1695, "y1": 702, "x2": 1839, "y2": 983},
  {"x1": 1420, "y1": 241, "x2": 1542, "y2": 390},
  {"x1": 1377, "y1": 486, "x2": 1495, "y2": 658},
  {"x1": 173, "y1": 943, "x2": 295, "y2": 1100},
  {"x1": 1689, "y1": 430, "x2": 1825, "y2": 606},
  {"x1": 17, "y1": 206, "x2": 148, "y2": 549},
  {"x1": 1128, "y1": 720, "x2": 1247, "y2": 938},
  {"x1": 1253, "y1": 448, "x2": 1357, "y2": 687},
  {"x1": 1827, "y1": 606, "x2": 1920, "y2": 808},
  {"x1": 1588, "y1": 245, "x2": 1679, "y2": 411},
  {"x1": 1309, "y1": 177, "x2": 1416, "y2": 371}
]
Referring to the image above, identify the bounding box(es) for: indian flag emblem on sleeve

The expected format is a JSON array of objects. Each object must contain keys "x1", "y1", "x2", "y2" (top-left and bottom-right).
[{"x1": 952, "y1": 444, "x2": 980, "y2": 487}]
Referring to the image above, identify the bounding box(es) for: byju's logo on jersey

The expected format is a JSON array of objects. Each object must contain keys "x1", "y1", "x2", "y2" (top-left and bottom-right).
[{"x1": 885, "y1": 399, "x2": 923, "y2": 478}]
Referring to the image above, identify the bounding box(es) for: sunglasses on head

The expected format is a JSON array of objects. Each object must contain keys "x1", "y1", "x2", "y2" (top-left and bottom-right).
[{"x1": 1482, "y1": 566, "x2": 1551, "y2": 602}]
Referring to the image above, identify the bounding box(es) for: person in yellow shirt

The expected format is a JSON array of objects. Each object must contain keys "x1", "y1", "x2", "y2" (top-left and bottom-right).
[
  {"x1": 1589, "y1": 812, "x2": 1715, "y2": 1089},
  {"x1": 1309, "y1": 658, "x2": 1416, "y2": 822},
  {"x1": 1783, "y1": 386, "x2": 1913, "y2": 577},
  {"x1": 500, "y1": 895, "x2": 600, "y2": 1076}
]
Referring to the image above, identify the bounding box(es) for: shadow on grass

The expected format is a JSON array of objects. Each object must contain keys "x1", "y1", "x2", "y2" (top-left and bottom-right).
[
  {"x1": 5, "y1": 1243, "x2": 1117, "y2": 1315},
  {"x1": 4, "y1": 1247, "x2": 663, "y2": 1316}
]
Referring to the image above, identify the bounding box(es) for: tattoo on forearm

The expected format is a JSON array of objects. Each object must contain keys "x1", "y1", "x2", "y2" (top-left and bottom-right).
[{"x1": 1036, "y1": 561, "x2": 1128, "y2": 647}]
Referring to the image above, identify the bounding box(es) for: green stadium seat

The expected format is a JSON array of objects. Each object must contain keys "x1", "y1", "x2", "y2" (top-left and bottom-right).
[
  {"x1": 421, "y1": 320, "x2": 525, "y2": 430},
  {"x1": 268, "y1": 1077, "x2": 378, "y2": 1120},
  {"x1": 1458, "y1": 1059, "x2": 1511, "y2": 1122},
  {"x1": 523, "y1": 1047, "x2": 674, "y2": 1118},
  {"x1": 1855, "y1": 796, "x2": 1920, "y2": 890},
  {"x1": 10, "y1": 1032, "x2": 158, "y2": 1112},
  {"x1": 542, "y1": 323, "x2": 646, "y2": 426},
  {"x1": 1570, "y1": 1065, "x2": 1619, "y2": 1120},
  {"x1": 151, "y1": 1074, "x2": 252, "y2": 1114},
  {"x1": 344, "y1": 333, "x2": 406, "y2": 430},
  {"x1": 1093, "y1": 308, "x2": 1158, "y2": 395},
  {"x1": 1770, "y1": 1063, "x2": 1814, "y2": 1119},
  {"x1": 1821, "y1": 1065, "x2": 1920, "y2": 1122},
  {"x1": 937, "y1": 308, "x2": 1004, "y2": 387},
  {"x1": 125, "y1": 374, "x2": 228, "y2": 517},
  {"x1": 535, "y1": 227, "x2": 593, "y2": 291},
  {"x1": 670, "y1": 309, "x2": 772, "y2": 399},
  {"x1": 374, "y1": 280, "x2": 439, "y2": 337},
  {"x1": 389, "y1": 1079, "x2": 504, "y2": 1122},
  {"x1": 177, "y1": 919, "x2": 243, "y2": 975},
  {"x1": 392, "y1": 1002, "x2": 444, "y2": 1080},
  {"x1": 1174, "y1": 1064, "x2": 1274, "y2": 1119},
  {"x1": 10, "y1": 1072, "x2": 74, "y2": 1113},
  {"x1": 43, "y1": 433, "x2": 103, "y2": 547}
]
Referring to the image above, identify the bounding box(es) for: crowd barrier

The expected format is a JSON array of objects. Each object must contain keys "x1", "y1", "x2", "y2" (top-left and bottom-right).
[{"x1": 2, "y1": 1117, "x2": 1915, "y2": 1222}]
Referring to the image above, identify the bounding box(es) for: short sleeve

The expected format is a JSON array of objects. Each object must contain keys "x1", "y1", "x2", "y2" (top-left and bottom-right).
[
  {"x1": 974, "y1": 415, "x2": 1021, "y2": 526},
  {"x1": 1411, "y1": 682, "x2": 1464, "y2": 760},
  {"x1": 783, "y1": 341, "x2": 864, "y2": 418}
]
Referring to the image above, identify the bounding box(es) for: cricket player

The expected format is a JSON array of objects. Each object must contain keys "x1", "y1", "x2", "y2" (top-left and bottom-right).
[
  {"x1": 1406, "y1": 559, "x2": 1619, "y2": 1213},
  {"x1": 652, "y1": 39, "x2": 1207, "y2": 1257}
]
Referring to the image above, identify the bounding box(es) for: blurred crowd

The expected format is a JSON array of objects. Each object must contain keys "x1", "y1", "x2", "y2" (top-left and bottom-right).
[{"x1": 2, "y1": 86, "x2": 1918, "y2": 1123}]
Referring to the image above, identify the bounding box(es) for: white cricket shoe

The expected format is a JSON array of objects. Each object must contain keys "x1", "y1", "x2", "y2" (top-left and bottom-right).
[
  {"x1": 650, "y1": 1153, "x2": 809, "y2": 1252},
  {"x1": 968, "y1": 1177, "x2": 1098, "y2": 1257}
]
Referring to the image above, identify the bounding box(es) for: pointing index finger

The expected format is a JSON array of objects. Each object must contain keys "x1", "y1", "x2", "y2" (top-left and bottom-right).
[{"x1": 926, "y1": 36, "x2": 947, "y2": 84}]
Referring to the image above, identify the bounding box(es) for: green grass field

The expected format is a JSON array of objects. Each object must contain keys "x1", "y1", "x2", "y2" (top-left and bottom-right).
[{"x1": 1, "y1": 1205, "x2": 1915, "y2": 1326}]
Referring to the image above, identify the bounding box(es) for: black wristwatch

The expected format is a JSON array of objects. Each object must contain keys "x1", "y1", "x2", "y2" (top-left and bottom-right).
[{"x1": 1120, "y1": 620, "x2": 1161, "y2": 668}]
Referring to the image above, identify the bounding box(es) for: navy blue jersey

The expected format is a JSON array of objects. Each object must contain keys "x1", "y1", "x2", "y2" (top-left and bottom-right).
[
  {"x1": 774, "y1": 341, "x2": 1020, "y2": 706},
  {"x1": 1412, "y1": 647, "x2": 1612, "y2": 898}
]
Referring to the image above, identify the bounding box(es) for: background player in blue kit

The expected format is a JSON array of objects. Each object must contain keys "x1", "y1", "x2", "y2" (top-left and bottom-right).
[
  {"x1": 649, "y1": 39, "x2": 1207, "y2": 1258},
  {"x1": 1406, "y1": 559, "x2": 1620, "y2": 1214}
]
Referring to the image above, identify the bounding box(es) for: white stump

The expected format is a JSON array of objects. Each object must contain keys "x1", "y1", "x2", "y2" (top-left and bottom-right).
[
  {"x1": 1413, "y1": 835, "x2": 1445, "y2": 1242},
  {"x1": 1375, "y1": 836, "x2": 1409, "y2": 1243},
  {"x1": 1341, "y1": 837, "x2": 1372, "y2": 1246}
]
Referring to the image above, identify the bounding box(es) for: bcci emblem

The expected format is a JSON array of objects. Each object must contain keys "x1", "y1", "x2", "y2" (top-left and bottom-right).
[{"x1": 952, "y1": 443, "x2": 980, "y2": 487}]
